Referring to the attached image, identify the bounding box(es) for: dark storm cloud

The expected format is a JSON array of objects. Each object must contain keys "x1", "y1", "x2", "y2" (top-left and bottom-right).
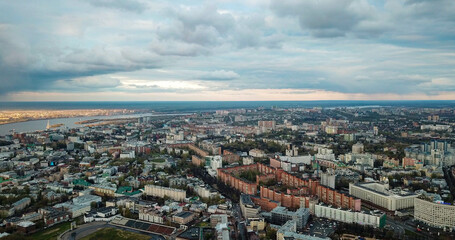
[
  {"x1": 270, "y1": 0, "x2": 379, "y2": 38},
  {"x1": 0, "y1": 0, "x2": 455, "y2": 98}
]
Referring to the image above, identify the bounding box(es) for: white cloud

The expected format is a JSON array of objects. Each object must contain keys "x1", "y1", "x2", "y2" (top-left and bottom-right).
[
  {"x1": 197, "y1": 70, "x2": 240, "y2": 80},
  {"x1": 0, "y1": 0, "x2": 455, "y2": 99}
]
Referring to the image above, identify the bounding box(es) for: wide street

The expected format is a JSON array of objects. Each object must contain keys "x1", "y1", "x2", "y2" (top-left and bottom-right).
[
  {"x1": 386, "y1": 217, "x2": 439, "y2": 240},
  {"x1": 60, "y1": 221, "x2": 108, "y2": 240},
  {"x1": 59, "y1": 221, "x2": 166, "y2": 240}
]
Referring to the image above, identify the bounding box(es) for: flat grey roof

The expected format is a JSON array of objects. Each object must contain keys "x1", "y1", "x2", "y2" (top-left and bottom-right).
[{"x1": 175, "y1": 211, "x2": 193, "y2": 218}]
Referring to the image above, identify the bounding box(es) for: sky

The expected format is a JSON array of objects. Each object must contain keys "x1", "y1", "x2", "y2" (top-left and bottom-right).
[{"x1": 1, "y1": 0, "x2": 455, "y2": 101}]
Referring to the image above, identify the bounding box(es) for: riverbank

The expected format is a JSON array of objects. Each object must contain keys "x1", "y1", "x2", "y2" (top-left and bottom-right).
[{"x1": 0, "y1": 109, "x2": 142, "y2": 125}]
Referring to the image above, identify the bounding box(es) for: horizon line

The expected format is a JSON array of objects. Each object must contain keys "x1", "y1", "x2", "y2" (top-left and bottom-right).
[{"x1": 2, "y1": 99, "x2": 455, "y2": 103}]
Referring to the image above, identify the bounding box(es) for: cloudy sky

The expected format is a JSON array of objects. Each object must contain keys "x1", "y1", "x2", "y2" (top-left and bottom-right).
[{"x1": 1, "y1": 0, "x2": 455, "y2": 101}]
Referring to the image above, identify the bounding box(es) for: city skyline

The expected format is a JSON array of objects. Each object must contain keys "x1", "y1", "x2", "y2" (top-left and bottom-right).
[{"x1": 1, "y1": 0, "x2": 455, "y2": 101}]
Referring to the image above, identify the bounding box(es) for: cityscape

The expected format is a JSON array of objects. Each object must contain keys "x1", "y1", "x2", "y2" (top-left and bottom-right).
[
  {"x1": 0, "y1": 104, "x2": 454, "y2": 240},
  {"x1": 1, "y1": 0, "x2": 455, "y2": 240}
]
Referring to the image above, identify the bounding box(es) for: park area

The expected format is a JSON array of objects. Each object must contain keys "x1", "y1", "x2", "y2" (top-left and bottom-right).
[
  {"x1": 80, "y1": 227, "x2": 150, "y2": 240},
  {"x1": 31, "y1": 222, "x2": 71, "y2": 240},
  {"x1": 1, "y1": 222, "x2": 71, "y2": 240}
]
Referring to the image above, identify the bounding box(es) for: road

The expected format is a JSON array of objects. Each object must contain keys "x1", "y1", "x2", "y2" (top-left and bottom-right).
[
  {"x1": 60, "y1": 221, "x2": 108, "y2": 240},
  {"x1": 230, "y1": 203, "x2": 245, "y2": 240},
  {"x1": 237, "y1": 221, "x2": 246, "y2": 240},
  {"x1": 60, "y1": 221, "x2": 166, "y2": 240},
  {"x1": 386, "y1": 217, "x2": 438, "y2": 240},
  {"x1": 443, "y1": 166, "x2": 455, "y2": 199},
  {"x1": 385, "y1": 218, "x2": 405, "y2": 238},
  {"x1": 193, "y1": 166, "x2": 245, "y2": 239}
]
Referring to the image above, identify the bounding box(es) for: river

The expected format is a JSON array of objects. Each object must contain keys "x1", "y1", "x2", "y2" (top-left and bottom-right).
[{"x1": 0, "y1": 113, "x2": 189, "y2": 136}]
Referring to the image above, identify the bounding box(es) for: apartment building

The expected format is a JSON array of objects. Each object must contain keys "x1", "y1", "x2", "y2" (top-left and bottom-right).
[
  {"x1": 314, "y1": 203, "x2": 386, "y2": 228},
  {"x1": 240, "y1": 194, "x2": 260, "y2": 219},
  {"x1": 271, "y1": 206, "x2": 310, "y2": 230},
  {"x1": 349, "y1": 182, "x2": 418, "y2": 211},
  {"x1": 144, "y1": 185, "x2": 186, "y2": 201},
  {"x1": 414, "y1": 197, "x2": 455, "y2": 230},
  {"x1": 139, "y1": 207, "x2": 164, "y2": 224}
]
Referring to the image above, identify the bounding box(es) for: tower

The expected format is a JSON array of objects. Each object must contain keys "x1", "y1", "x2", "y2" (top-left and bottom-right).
[{"x1": 46, "y1": 120, "x2": 50, "y2": 130}]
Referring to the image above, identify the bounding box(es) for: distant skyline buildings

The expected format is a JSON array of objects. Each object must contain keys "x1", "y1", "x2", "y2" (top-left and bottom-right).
[{"x1": 1, "y1": 0, "x2": 455, "y2": 101}]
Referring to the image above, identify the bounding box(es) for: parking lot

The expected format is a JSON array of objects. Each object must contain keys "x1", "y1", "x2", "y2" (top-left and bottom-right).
[{"x1": 305, "y1": 218, "x2": 337, "y2": 238}]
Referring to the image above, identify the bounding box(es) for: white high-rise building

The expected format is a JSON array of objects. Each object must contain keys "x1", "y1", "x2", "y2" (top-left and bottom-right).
[
  {"x1": 349, "y1": 182, "x2": 418, "y2": 211},
  {"x1": 320, "y1": 172, "x2": 336, "y2": 189},
  {"x1": 210, "y1": 155, "x2": 223, "y2": 171},
  {"x1": 315, "y1": 203, "x2": 386, "y2": 228},
  {"x1": 414, "y1": 197, "x2": 455, "y2": 230}
]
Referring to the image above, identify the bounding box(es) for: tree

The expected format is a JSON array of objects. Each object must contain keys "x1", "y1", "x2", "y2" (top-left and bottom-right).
[
  {"x1": 24, "y1": 185, "x2": 30, "y2": 194},
  {"x1": 385, "y1": 230, "x2": 394, "y2": 239},
  {"x1": 123, "y1": 208, "x2": 135, "y2": 219},
  {"x1": 265, "y1": 226, "x2": 277, "y2": 240}
]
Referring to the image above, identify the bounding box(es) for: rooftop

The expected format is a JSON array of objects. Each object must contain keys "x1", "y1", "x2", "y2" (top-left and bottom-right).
[
  {"x1": 73, "y1": 179, "x2": 91, "y2": 186},
  {"x1": 354, "y1": 182, "x2": 418, "y2": 198},
  {"x1": 17, "y1": 221, "x2": 35, "y2": 228},
  {"x1": 271, "y1": 206, "x2": 310, "y2": 217},
  {"x1": 174, "y1": 211, "x2": 194, "y2": 219},
  {"x1": 240, "y1": 194, "x2": 255, "y2": 206}
]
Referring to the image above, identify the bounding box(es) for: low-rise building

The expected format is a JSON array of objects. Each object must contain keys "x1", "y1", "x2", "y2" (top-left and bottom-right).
[
  {"x1": 243, "y1": 157, "x2": 254, "y2": 165},
  {"x1": 172, "y1": 211, "x2": 196, "y2": 225},
  {"x1": 16, "y1": 221, "x2": 36, "y2": 234},
  {"x1": 84, "y1": 207, "x2": 118, "y2": 223},
  {"x1": 73, "y1": 194, "x2": 102, "y2": 207},
  {"x1": 246, "y1": 217, "x2": 266, "y2": 232},
  {"x1": 277, "y1": 220, "x2": 327, "y2": 240},
  {"x1": 193, "y1": 185, "x2": 219, "y2": 199},
  {"x1": 210, "y1": 214, "x2": 228, "y2": 227},
  {"x1": 21, "y1": 212, "x2": 42, "y2": 222},
  {"x1": 249, "y1": 149, "x2": 266, "y2": 158},
  {"x1": 271, "y1": 206, "x2": 310, "y2": 230},
  {"x1": 39, "y1": 207, "x2": 70, "y2": 227},
  {"x1": 139, "y1": 207, "x2": 164, "y2": 224},
  {"x1": 54, "y1": 203, "x2": 91, "y2": 218},
  {"x1": 12, "y1": 197, "x2": 31, "y2": 213},
  {"x1": 89, "y1": 184, "x2": 117, "y2": 197},
  {"x1": 240, "y1": 194, "x2": 261, "y2": 219}
]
